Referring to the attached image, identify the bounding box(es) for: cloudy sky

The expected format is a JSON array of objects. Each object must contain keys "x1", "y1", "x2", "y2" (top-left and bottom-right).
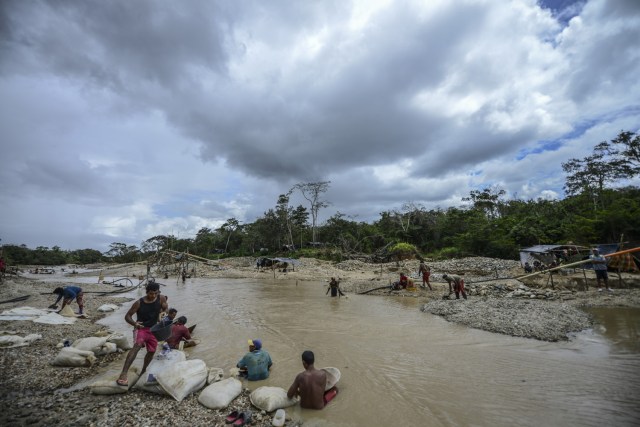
[{"x1": 1, "y1": 0, "x2": 639, "y2": 251}]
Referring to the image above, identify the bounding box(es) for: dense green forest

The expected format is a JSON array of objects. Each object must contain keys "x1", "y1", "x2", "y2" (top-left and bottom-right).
[{"x1": 3, "y1": 131, "x2": 639, "y2": 266}]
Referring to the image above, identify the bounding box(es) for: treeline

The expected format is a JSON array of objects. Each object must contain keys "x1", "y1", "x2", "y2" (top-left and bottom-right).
[{"x1": 3, "y1": 131, "x2": 639, "y2": 265}]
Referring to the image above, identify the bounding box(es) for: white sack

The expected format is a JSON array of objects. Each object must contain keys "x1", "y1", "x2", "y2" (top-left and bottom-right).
[
  {"x1": 207, "y1": 367, "x2": 224, "y2": 384},
  {"x1": 72, "y1": 337, "x2": 109, "y2": 355},
  {"x1": 90, "y1": 367, "x2": 140, "y2": 395},
  {"x1": 51, "y1": 346, "x2": 97, "y2": 367},
  {"x1": 157, "y1": 359, "x2": 208, "y2": 402},
  {"x1": 250, "y1": 387, "x2": 299, "y2": 412},
  {"x1": 97, "y1": 304, "x2": 119, "y2": 312},
  {"x1": 0, "y1": 333, "x2": 42, "y2": 348},
  {"x1": 95, "y1": 341, "x2": 118, "y2": 356},
  {"x1": 197, "y1": 378, "x2": 242, "y2": 410},
  {"x1": 107, "y1": 333, "x2": 131, "y2": 350},
  {"x1": 33, "y1": 312, "x2": 76, "y2": 325},
  {"x1": 0, "y1": 307, "x2": 49, "y2": 320},
  {"x1": 135, "y1": 350, "x2": 186, "y2": 395}
]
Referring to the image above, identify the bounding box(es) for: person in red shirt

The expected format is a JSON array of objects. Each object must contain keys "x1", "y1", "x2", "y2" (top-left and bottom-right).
[
  {"x1": 166, "y1": 316, "x2": 197, "y2": 349},
  {"x1": 418, "y1": 262, "x2": 433, "y2": 290}
]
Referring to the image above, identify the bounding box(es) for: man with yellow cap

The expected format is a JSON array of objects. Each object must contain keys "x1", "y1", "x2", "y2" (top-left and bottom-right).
[{"x1": 237, "y1": 339, "x2": 273, "y2": 381}]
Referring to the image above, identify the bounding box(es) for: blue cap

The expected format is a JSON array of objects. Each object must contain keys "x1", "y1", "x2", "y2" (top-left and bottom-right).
[{"x1": 248, "y1": 339, "x2": 262, "y2": 350}]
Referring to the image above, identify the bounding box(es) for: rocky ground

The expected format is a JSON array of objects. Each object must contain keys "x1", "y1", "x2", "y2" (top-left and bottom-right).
[{"x1": 1, "y1": 256, "x2": 638, "y2": 426}]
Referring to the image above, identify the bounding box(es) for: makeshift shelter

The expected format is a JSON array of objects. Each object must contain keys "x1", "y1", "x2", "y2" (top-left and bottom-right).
[{"x1": 519, "y1": 244, "x2": 589, "y2": 268}]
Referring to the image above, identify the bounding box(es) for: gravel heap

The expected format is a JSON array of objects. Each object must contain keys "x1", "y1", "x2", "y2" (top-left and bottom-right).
[{"x1": 421, "y1": 298, "x2": 593, "y2": 342}]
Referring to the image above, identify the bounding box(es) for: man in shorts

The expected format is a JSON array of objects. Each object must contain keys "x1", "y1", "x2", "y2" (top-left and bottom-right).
[
  {"x1": 51, "y1": 286, "x2": 84, "y2": 314},
  {"x1": 117, "y1": 282, "x2": 167, "y2": 386}
]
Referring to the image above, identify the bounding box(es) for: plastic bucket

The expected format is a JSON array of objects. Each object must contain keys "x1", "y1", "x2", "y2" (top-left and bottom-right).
[{"x1": 150, "y1": 323, "x2": 172, "y2": 341}]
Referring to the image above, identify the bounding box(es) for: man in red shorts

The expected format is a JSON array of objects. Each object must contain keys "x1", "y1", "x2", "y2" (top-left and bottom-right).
[{"x1": 117, "y1": 282, "x2": 167, "y2": 386}]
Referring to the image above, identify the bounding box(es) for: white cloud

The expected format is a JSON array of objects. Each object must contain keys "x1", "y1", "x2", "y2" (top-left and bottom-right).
[{"x1": 0, "y1": 0, "x2": 638, "y2": 250}]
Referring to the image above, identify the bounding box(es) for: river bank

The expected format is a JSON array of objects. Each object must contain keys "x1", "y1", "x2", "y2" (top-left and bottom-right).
[{"x1": 1, "y1": 256, "x2": 638, "y2": 426}]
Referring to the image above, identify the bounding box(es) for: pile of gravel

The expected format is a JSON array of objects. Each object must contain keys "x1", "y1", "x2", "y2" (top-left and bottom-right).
[{"x1": 421, "y1": 298, "x2": 593, "y2": 342}]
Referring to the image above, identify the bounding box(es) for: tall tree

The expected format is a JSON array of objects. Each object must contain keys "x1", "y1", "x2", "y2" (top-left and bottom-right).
[
  {"x1": 221, "y1": 218, "x2": 241, "y2": 253},
  {"x1": 293, "y1": 181, "x2": 331, "y2": 243}
]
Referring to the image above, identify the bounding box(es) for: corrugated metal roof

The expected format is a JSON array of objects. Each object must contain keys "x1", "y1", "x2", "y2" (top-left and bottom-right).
[{"x1": 520, "y1": 245, "x2": 564, "y2": 253}]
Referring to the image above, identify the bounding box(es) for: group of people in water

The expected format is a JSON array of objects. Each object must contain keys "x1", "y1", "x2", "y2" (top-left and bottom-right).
[{"x1": 104, "y1": 281, "x2": 331, "y2": 409}]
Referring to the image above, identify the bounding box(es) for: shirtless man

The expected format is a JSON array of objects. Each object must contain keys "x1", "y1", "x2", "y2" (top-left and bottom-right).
[
  {"x1": 116, "y1": 282, "x2": 168, "y2": 386},
  {"x1": 287, "y1": 350, "x2": 328, "y2": 409}
]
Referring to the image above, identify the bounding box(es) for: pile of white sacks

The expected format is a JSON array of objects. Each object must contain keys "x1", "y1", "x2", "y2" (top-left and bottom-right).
[{"x1": 86, "y1": 346, "x2": 302, "y2": 411}]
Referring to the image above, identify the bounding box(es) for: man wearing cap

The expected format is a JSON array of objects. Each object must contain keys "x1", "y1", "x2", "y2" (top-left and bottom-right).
[
  {"x1": 237, "y1": 339, "x2": 272, "y2": 381},
  {"x1": 590, "y1": 248, "x2": 612, "y2": 292},
  {"x1": 166, "y1": 316, "x2": 197, "y2": 349}
]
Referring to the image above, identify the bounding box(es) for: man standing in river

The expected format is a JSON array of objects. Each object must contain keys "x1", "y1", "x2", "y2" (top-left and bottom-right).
[
  {"x1": 117, "y1": 282, "x2": 167, "y2": 386},
  {"x1": 288, "y1": 350, "x2": 332, "y2": 409}
]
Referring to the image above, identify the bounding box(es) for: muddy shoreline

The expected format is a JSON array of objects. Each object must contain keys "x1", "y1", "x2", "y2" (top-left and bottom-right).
[{"x1": 1, "y1": 257, "x2": 638, "y2": 426}]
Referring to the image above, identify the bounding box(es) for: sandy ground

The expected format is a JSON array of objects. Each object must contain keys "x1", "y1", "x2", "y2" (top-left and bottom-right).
[{"x1": 1, "y1": 256, "x2": 638, "y2": 426}]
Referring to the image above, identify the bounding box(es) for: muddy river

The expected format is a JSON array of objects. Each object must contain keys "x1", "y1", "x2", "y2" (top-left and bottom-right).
[{"x1": 97, "y1": 277, "x2": 640, "y2": 427}]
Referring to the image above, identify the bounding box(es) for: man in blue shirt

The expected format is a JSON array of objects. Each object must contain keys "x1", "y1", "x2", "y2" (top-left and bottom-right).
[
  {"x1": 51, "y1": 286, "x2": 84, "y2": 314},
  {"x1": 237, "y1": 339, "x2": 272, "y2": 381}
]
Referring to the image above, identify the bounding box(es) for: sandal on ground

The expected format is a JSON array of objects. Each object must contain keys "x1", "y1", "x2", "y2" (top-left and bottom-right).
[
  {"x1": 225, "y1": 410, "x2": 240, "y2": 424},
  {"x1": 233, "y1": 411, "x2": 252, "y2": 426}
]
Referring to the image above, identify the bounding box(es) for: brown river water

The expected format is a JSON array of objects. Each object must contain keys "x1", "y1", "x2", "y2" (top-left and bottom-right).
[{"x1": 95, "y1": 277, "x2": 640, "y2": 427}]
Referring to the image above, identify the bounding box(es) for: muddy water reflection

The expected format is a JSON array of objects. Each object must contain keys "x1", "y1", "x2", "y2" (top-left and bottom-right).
[{"x1": 101, "y1": 279, "x2": 640, "y2": 427}]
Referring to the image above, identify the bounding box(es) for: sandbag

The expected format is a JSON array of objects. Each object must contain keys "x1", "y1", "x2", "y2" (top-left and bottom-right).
[
  {"x1": 207, "y1": 367, "x2": 224, "y2": 384},
  {"x1": 250, "y1": 387, "x2": 299, "y2": 412},
  {"x1": 95, "y1": 341, "x2": 118, "y2": 356},
  {"x1": 156, "y1": 359, "x2": 207, "y2": 402},
  {"x1": 198, "y1": 378, "x2": 242, "y2": 410},
  {"x1": 98, "y1": 304, "x2": 119, "y2": 312},
  {"x1": 90, "y1": 367, "x2": 140, "y2": 395},
  {"x1": 0, "y1": 334, "x2": 42, "y2": 349},
  {"x1": 135, "y1": 350, "x2": 186, "y2": 395},
  {"x1": 51, "y1": 346, "x2": 97, "y2": 367},
  {"x1": 107, "y1": 333, "x2": 131, "y2": 350},
  {"x1": 72, "y1": 336, "x2": 109, "y2": 355}
]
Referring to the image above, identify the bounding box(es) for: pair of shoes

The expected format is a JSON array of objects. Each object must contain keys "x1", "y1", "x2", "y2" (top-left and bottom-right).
[
  {"x1": 233, "y1": 411, "x2": 252, "y2": 426},
  {"x1": 598, "y1": 288, "x2": 603, "y2": 292},
  {"x1": 225, "y1": 410, "x2": 252, "y2": 426},
  {"x1": 225, "y1": 410, "x2": 240, "y2": 424}
]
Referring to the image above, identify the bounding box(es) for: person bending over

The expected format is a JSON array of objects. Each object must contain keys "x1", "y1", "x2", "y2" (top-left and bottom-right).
[
  {"x1": 443, "y1": 274, "x2": 467, "y2": 300},
  {"x1": 51, "y1": 286, "x2": 84, "y2": 314}
]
